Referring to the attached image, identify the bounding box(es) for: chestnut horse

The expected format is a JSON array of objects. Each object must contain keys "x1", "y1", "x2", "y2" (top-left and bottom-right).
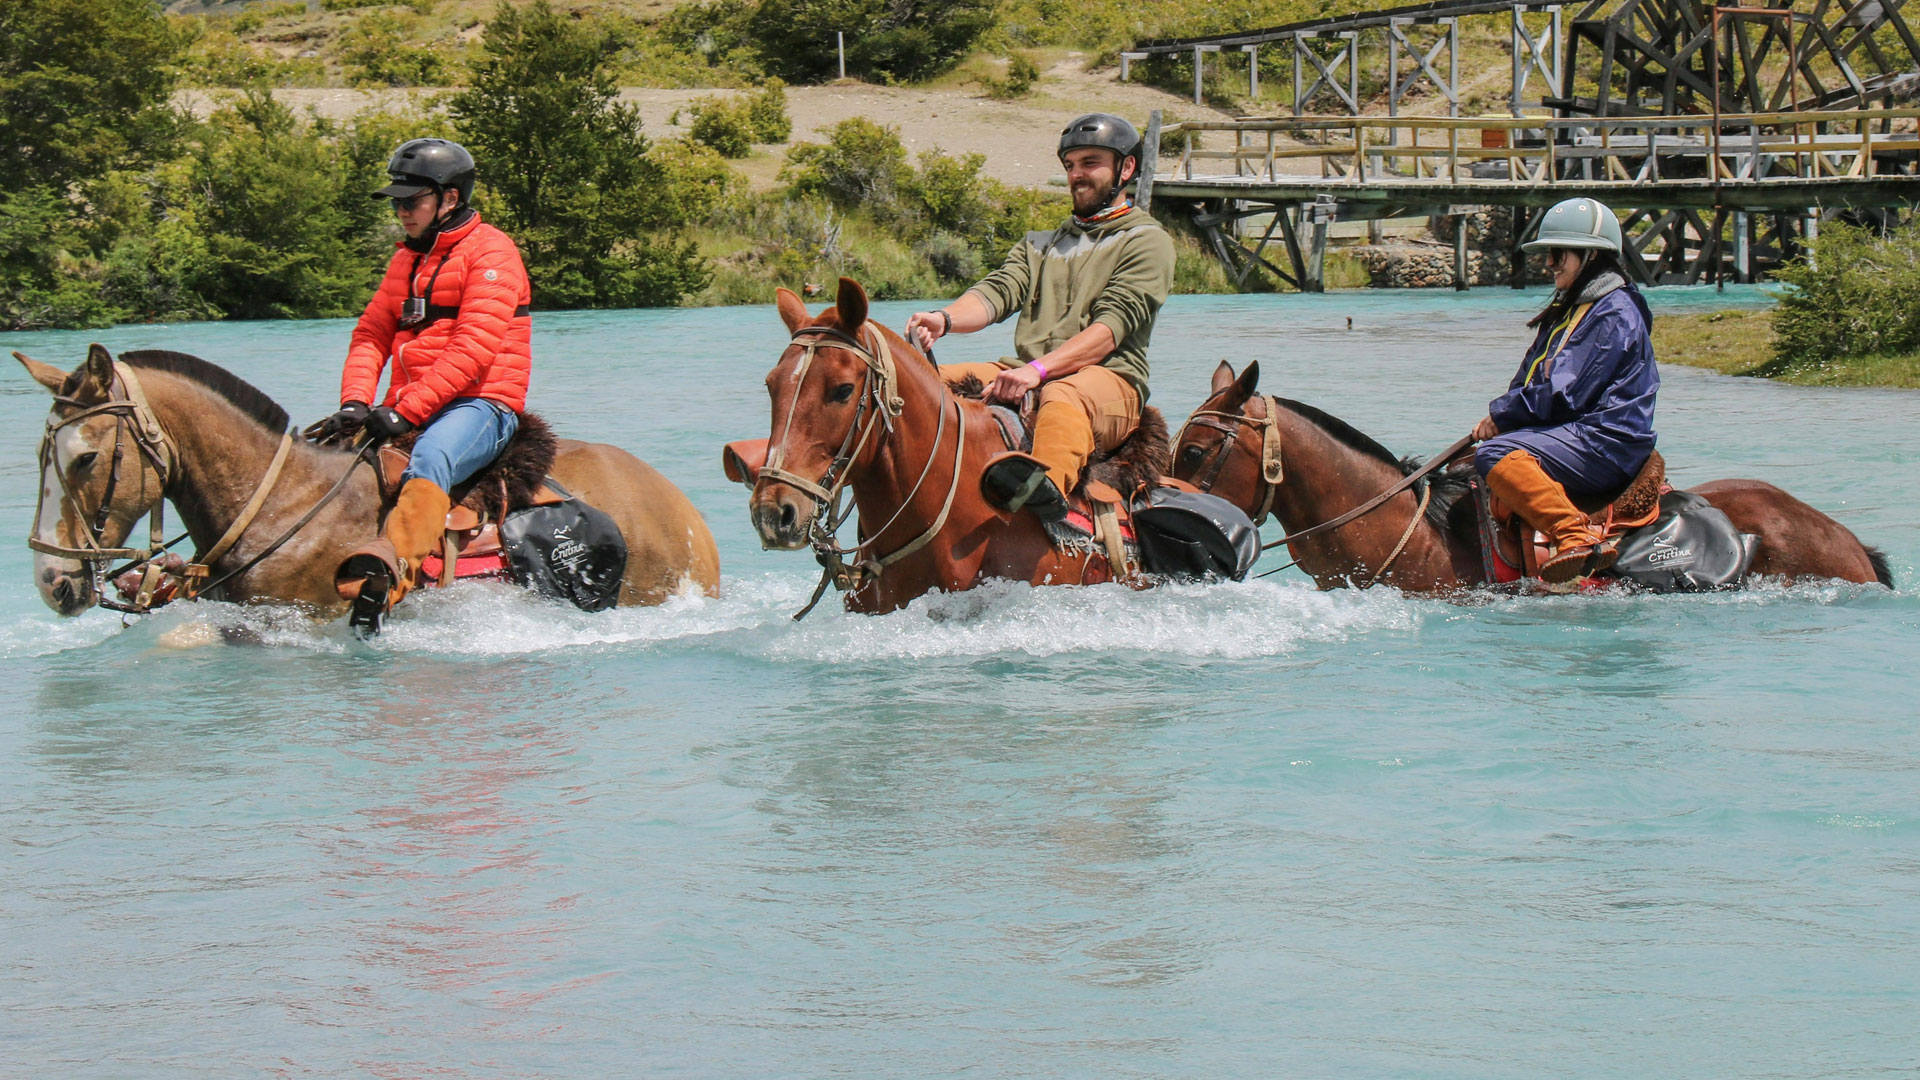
[
  {"x1": 1173, "y1": 360, "x2": 1892, "y2": 593},
  {"x1": 728, "y1": 278, "x2": 1136, "y2": 615},
  {"x1": 19, "y1": 344, "x2": 719, "y2": 619}
]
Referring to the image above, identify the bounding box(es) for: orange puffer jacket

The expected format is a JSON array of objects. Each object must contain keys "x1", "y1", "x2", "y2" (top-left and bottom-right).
[{"x1": 342, "y1": 211, "x2": 532, "y2": 424}]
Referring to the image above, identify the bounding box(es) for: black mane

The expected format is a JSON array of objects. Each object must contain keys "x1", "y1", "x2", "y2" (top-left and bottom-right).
[
  {"x1": 1269, "y1": 396, "x2": 1470, "y2": 536},
  {"x1": 117, "y1": 350, "x2": 291, "y2": 435}
]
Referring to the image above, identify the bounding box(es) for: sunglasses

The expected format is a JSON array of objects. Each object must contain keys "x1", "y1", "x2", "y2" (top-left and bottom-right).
[{"x1": 390, "y1": 191, "x2": 436, "y2": 212}]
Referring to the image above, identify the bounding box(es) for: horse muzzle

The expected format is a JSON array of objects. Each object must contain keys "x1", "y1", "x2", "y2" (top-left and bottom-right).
[
  {"x1": 750, "y1": 485, "x2": 816, "y2": 550},
  {"x1": 36, "y1": 557, "x2": 96, "y2": 616}
]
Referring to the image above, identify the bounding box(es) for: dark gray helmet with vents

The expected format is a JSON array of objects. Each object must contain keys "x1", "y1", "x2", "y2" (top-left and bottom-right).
[
  {"x1": 371, "y1": 138, "x2": 476, "y2": 205},
  {"x1": 1057, "y1": 113, "x2": 1142, "y2": 166}
]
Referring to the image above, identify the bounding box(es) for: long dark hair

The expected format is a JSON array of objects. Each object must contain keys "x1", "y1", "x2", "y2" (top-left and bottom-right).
[{"x1": 1529, "y1": 248, "x2": 1629, "y2": 329}]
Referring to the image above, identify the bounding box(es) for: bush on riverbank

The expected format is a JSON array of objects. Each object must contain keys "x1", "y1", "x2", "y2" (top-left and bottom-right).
[
  {"x1": 1655, "y1": 307, "x2": 1920, "y2": 388},
  {"x1": 1771, "y1": 221, "x2": 1920, "y2": 368}
]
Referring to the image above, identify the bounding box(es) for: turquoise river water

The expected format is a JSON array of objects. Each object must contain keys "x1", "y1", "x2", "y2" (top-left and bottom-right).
[{"x1": 2, "y1": 288, "x2": 1917, "y2": 1078}]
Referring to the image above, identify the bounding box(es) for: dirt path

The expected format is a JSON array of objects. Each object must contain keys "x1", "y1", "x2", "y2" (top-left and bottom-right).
[{"x1": 177, "y1": 57, "x2": 1236, "y2": 190}]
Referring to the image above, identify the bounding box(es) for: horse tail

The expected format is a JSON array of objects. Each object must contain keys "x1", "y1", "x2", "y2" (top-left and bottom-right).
[{"x1": 1864, "y1": 545, "x2": 1895, "y2": 588}]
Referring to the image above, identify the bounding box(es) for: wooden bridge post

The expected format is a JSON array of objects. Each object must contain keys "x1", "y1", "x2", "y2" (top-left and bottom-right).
[
  {"x1": 1454, "y1": 210, "x2": 1471, "y2": 291},
  {"x1": 1244, "y1": 44, "x2": 1260, "y2": 99},
  {"x1": 1139, "y1": 111, "x2": 1160, "y2": 212}
]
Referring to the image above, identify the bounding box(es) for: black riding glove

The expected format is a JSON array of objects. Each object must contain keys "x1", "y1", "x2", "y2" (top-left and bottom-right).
[
  {"x1": 364, "y1": 405, "x2": 415, "y2": 442},
  {"x1": 303, "y1": 400, "x2": 370, "y2": 445}
]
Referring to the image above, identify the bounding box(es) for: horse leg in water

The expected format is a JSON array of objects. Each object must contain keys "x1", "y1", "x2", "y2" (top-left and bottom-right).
[
  {"x1": 549, "y1": 439, "x2": 721, "y2": 604},
  {"x1": 1692, "y1": 479, "x2": 1889, "y2": 586}
]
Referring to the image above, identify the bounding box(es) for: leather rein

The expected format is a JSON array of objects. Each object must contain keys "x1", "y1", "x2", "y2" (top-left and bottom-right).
[
  {"x1": 29, "y1": 360, "x2": 372, "y2": 615},
  {"x1": 1178, "y1": 393, "x2": 1473, "y2": 587},
  {"x1": 761, "y1": 325, "x2": 966, "y2": 620}
]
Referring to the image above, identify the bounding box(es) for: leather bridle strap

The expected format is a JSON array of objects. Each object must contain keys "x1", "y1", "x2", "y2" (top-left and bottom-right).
[
  {"x1": 1178, "y1": 394, "x2": 1283, "y2": 523},
  {"x1": 29, "y1": 364, "x2": 176, "y2": 564}
]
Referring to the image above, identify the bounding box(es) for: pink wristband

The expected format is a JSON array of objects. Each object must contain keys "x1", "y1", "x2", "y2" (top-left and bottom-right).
[{"x1": 1029, "y1": 361, "x2": 1049, "y2": 382}]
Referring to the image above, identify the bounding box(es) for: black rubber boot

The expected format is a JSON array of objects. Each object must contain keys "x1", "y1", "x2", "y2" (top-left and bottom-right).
[{"x1": 982, "y1": 452, "x2": 1069, "y2": 523}]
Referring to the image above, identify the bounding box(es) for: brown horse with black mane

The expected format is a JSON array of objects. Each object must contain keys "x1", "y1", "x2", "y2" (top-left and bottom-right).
[
  {"x1": 725, "y1": 278, "x2": 1164, "y2": 614},
  {"x1": 1174, "y1": 360, "x2": 1892, "y2": 593},
  {"x1": 19, "y1": 344, "x2": 719, "y2": 619}
]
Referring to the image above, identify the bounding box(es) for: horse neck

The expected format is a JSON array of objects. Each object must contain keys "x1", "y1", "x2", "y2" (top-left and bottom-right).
[
  {"x1": 143, "y1": 374, "x2": 369, "y2": 554},
  {"x1": 845, "y1": 340, "x2": 986, "y2": 555},
  {"x1": 1268, "y1": 408, "x2": 1416, "y2": 534}
]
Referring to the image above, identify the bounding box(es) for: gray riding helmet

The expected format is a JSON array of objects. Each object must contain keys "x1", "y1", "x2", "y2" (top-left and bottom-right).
[
  {"x1": 1522, "y1": 196, "x2": 1624, "y2": 254},
  {"x1": 1058, "y1": 113, "x2": 1142, "y2": 200},
  {"x1": 371, "y1": 138, "x2": 477, "y2": 205}
]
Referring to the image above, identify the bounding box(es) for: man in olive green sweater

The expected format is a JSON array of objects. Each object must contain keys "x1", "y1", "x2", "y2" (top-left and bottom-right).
[{"x1": 906, "y1": 113, "x2": 1176, "y2": 522}]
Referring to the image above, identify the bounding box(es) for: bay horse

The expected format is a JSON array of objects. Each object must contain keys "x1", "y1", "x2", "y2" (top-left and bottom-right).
[
  {"x1": 18, "y1": 344, "x2": 720, "y2": 619},
  {"x1": 727, "y1": 277, "x2": 1150, "y2": 615},
  {"x1": 1173, "y1": 360, "x2": 1893, "y2": 593}
]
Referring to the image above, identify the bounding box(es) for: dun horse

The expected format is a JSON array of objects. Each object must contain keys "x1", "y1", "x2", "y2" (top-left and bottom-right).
[
  {"x1": 19, "y1": 345, "x2": 719, "y2": 618},
  {"x1": 1174, "y1": 360, "x2": 1892, "y2": 593},
  {"x1": 727, "y1": 278, "x2": 1150, "y2": 614}
]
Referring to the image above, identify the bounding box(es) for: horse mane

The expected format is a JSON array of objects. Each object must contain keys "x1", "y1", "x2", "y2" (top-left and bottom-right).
[
  {"x1": 1268, "y1": 396, "x2": 1468, "y2": 536},
  {"x1": 113, "y1": 350, "x2": 291, "y2": 435}
]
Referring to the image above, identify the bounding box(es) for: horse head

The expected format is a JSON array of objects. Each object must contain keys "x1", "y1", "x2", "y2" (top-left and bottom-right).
[
  {"x1": 747, "y1": 277, "x2": 911, "y2": 550},
  {"x1": 1172, "y1": 360, "x2": 1283, "y2": 524},
  {"x1": 15, "y1": 345, "x2": 174, "y2": 615}
]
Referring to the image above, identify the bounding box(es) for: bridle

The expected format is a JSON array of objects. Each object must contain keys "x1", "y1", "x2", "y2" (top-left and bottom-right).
[
  {"x1": 1177, "y1": 393, "x2": 1284, "y2": 525},
  {"x1": 28, "y1": 358, "x2": 370, "y2": 615},
  {"x1": 759, "y1": 324, "x2": 966, "y2": 619},
  {"x1": 29, "y1": 363, "x2": 181, "y2": 609}
]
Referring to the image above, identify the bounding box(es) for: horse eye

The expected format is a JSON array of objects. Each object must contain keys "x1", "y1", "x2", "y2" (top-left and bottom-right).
[
  {"x1": 828, "y1": 383, "x2": 855, "y2": 404},
  {"x1": 1179, "y1": 444, "x2": 1205, "y2": 466},
  {"x1": 72, "y1": 451, "x2": 99, "y2": 471}
]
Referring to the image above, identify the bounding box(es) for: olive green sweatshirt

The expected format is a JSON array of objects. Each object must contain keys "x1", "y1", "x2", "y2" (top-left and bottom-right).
[{"x1": 964, "y1": 205, "x2": 1175, "y2": 402}]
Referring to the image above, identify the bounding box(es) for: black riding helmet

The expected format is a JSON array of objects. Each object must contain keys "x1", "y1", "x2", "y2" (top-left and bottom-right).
[
  {"x1": 1057, "y1": 113, "x2": 1141, "y2": 202},
  {"x1": 371, "y1": 138, "x2": 476, "y2": 207}
]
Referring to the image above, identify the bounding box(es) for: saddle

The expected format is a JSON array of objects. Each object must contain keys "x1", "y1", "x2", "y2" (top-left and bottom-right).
[
  {"x1": 1474, "y1": 449, "x2": 1668, "y2": 584},
  {"x1": 376, "y1": 412, "x2": 565, "y2": 586},
  {"x1": 966, "y1": 384, "x2": 1171, "y2": 580}
]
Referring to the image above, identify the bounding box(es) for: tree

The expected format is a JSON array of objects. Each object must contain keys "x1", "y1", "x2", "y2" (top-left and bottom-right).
[
  {"x1": 450, "y1": 0, "x2": 708, "y2": 308},
  {"x1": 746, "y1": 0, "x2": 996, "y2": 84},
  {"x1": 0, "y1": 0, "x2": 185, "y2": 197}
]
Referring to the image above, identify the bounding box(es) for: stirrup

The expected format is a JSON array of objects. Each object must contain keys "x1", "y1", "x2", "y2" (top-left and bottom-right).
[
  {"x1": 1540, "y1": 538, "x2": 1613, "y2": 584},
  {"x1": 337, "y1": 540, "x2": 402, "y2": 636}
]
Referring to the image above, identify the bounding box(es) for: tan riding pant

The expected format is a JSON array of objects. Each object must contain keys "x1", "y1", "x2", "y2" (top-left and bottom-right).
[{"x1": 940, "y1": 361, "x2": 1141, "y2": 493}]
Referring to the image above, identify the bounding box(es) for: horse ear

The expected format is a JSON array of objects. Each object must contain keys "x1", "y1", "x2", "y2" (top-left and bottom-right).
[
  {"x1": 84, "y1": 343, "x2": 115, "y2": 390},
  {"x1": 835, "y1": 277, "x2": 868, "y2": 332},
  {"x1": 1236, "y1": 360, "x2": 1261, "y2": 394},
  {"x1": 1210, "y1": 361, "x2": 1236, "y2": 395},
  {"x1": 1221, "y1": 359, "x2": 1261, "y2": 409},
  {"x1": 775, "y1": 287, "x2": 809, "y2": 334},
  {"x1": 12, "y1": 351, "x2": 67, "y2": 392}
]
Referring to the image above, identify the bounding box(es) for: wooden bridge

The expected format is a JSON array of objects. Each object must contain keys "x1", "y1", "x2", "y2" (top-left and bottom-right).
[{"x1": 1123, "y1": 0, "x2": 1920, "y2": 289}]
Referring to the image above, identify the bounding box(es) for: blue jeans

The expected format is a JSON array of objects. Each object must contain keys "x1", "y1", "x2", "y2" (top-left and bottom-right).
[{"x1": 402, "y1": 397, "x2": 520, "y2": 491}]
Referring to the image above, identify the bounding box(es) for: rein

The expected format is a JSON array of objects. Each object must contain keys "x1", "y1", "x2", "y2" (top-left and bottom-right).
[
  {"x1": 1178, "y1": 394, "x2": 1284, "y2": 525},
  {"x1": 764, "y1": 325, "x2": 966, "y2": 620}
]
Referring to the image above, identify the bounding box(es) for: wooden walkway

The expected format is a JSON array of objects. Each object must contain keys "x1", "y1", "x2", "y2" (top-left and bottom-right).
[{"x1": 1139, "y1": 109, "x2": 1920, "y2": 290}]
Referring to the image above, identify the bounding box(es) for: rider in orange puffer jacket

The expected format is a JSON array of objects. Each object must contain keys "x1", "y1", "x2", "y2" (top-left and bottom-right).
[{"x1": 310, "y1": 138, "x2": 533, "y2": 633}]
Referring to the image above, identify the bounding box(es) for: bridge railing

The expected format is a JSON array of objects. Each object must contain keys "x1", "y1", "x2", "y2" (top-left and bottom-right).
[{"x1": 1157, "y1": 108, "x2": 1920, "y2": 187}]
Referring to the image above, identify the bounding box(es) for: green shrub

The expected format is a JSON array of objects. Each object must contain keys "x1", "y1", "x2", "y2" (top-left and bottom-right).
[
  {"x1": 981, "y1": 52, "x2": 1040, "y2": 99},
  {"x1": 746, "y1": 78, "x2": 792, "y2": 142},
  {"x1": 909, "y1": 148, "x2": 991, "y2": 234},
  {"x1": 782, "y1": 117, "x2": 913, "y2": 218},
  {"x1": 340, "y1": 12, "x2": 449, "y2": 87},
  {"x1": 687, "y1": 95, "x2": 755, "y2": 157},
  {"x1": 322, "y1": 0, "x2": 390, "y2": 11},
  {"x1": 1771, "y1": 220, "x2": 1920, "y2": 366},
  {"x1": 650, "y1": 136, "x2": 746, "y2": 222}
]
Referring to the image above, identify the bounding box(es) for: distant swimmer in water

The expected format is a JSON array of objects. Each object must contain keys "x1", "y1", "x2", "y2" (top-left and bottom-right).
[{"x1": 1346, "y1": 316, "x2": 1352, "y2": 330}]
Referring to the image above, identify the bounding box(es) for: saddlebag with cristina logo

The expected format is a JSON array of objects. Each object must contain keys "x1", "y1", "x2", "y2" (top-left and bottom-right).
[
  {"x1": 1611, "y1": 490, "x2": 1758, "y2": 592},
  {"x1": 499, "y1": 480, "x2": 628, "y2": 611},
  {"x1": 1130, "y1": 486, "x2": 1262, "y2": 582}
]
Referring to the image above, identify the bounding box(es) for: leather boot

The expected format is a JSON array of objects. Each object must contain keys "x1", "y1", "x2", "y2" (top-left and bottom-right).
[
  {"x1": 1029, "y1": 398, "x2": 1095, "y2": 496},
  {"x1": 1485, "y1": 449, "x2": 1612, "y2": 584},
  {"x1": 336, "y1": 477, "x2": 451, "y2": 631}
]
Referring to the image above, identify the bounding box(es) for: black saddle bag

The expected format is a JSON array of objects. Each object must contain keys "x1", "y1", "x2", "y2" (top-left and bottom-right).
[
  {"x1": 1610, "y1": 490, "x2": 1759, "y2": 592},
  {"x1": 499, "y1": 481, "x2": 629, "y2": 611},
  {"x1": 1131, "y1": 487, "x2": 1262, "y2": 582}
]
